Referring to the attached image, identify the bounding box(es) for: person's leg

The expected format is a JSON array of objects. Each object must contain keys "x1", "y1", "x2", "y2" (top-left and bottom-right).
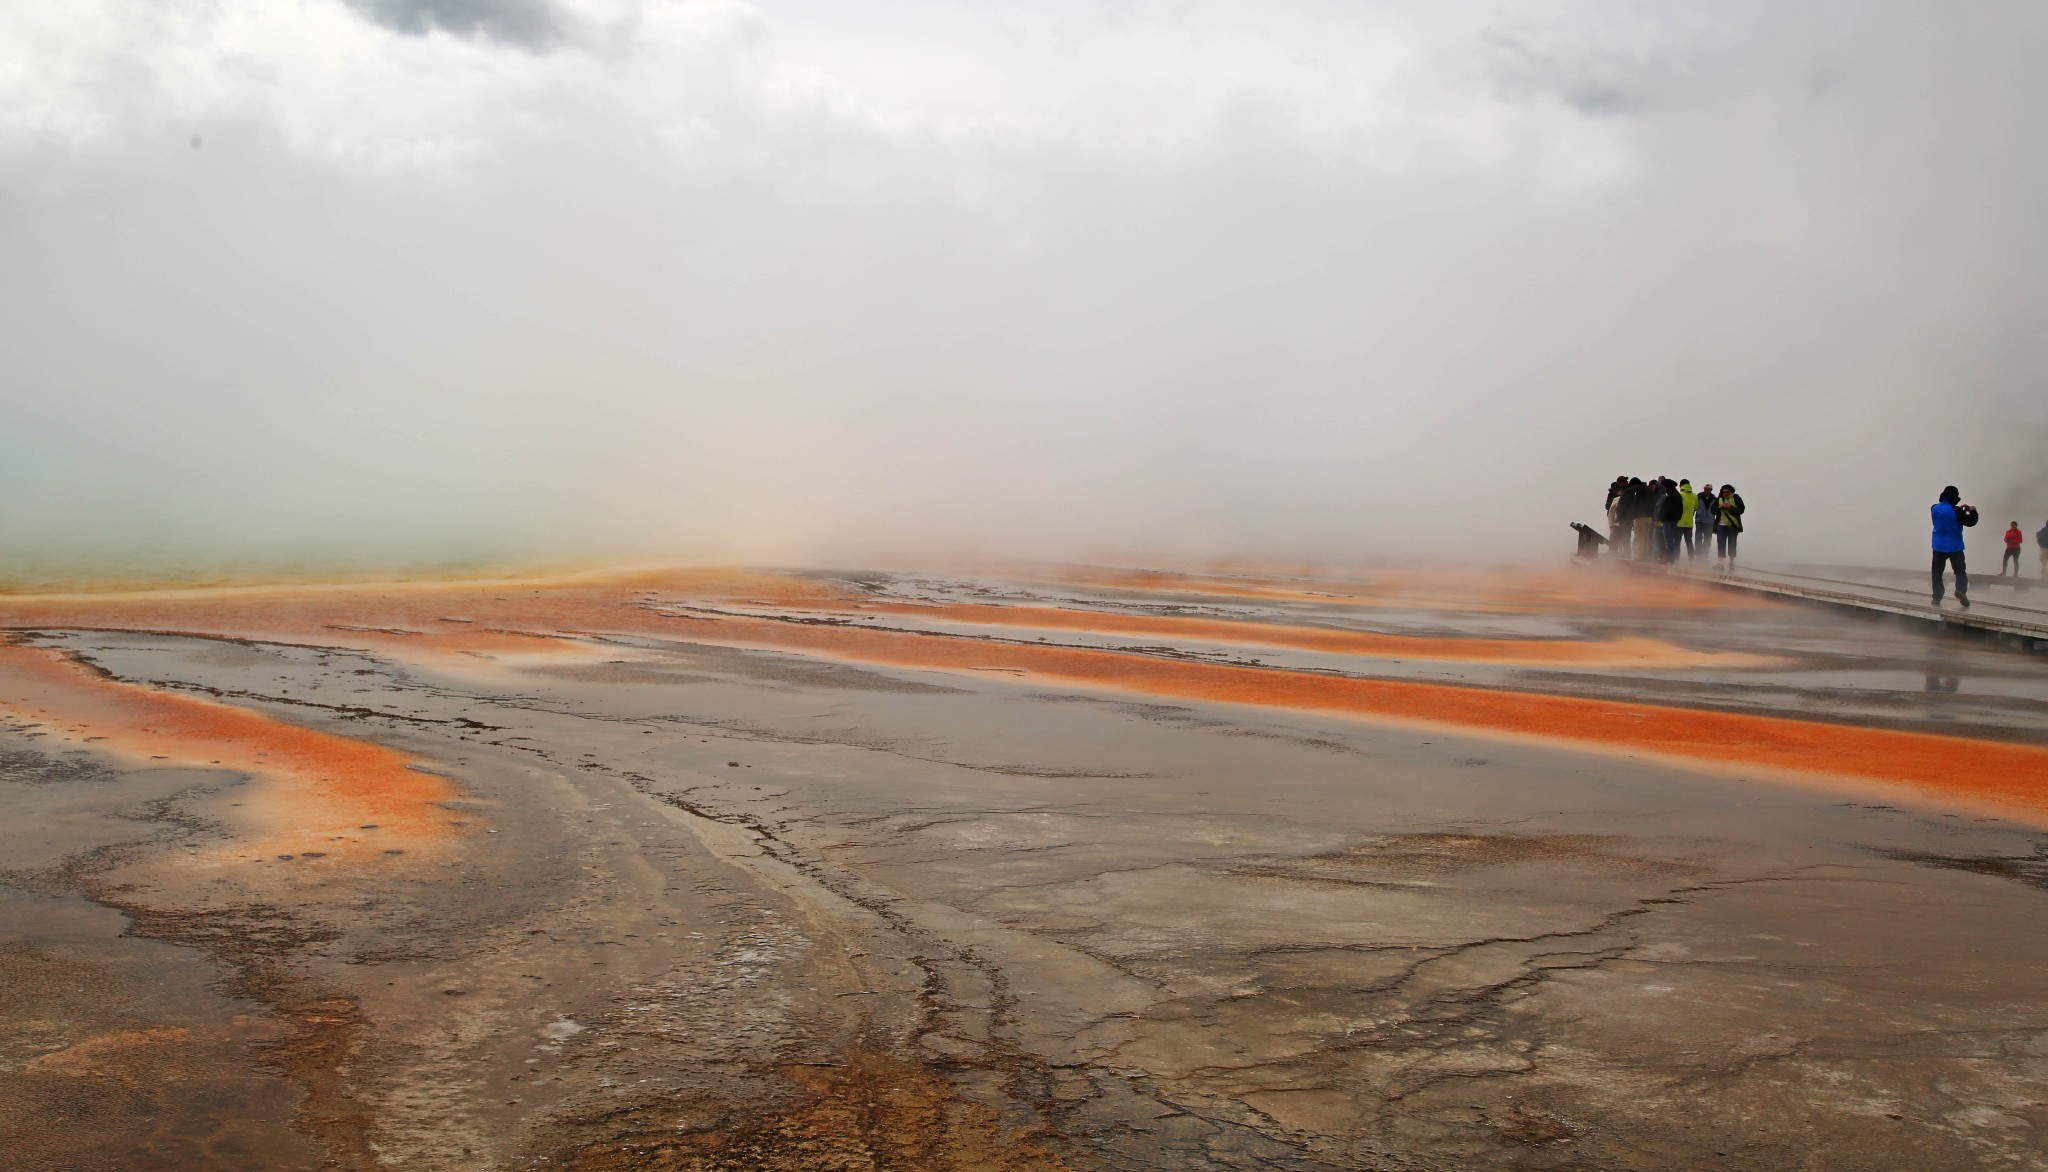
[
  {"x1": 1680, "y1": 528, "x2": 1694, "y2": 559},
  {"x1": 1955, "y1": 551, "x2": 1969, "y2": 605},
  {"x1": 1726, "y1": 531, "x2": 1737, "y2": 563},
  {"x1": 1933, "y1": 551, "x2": 1946, "y2": 603}
]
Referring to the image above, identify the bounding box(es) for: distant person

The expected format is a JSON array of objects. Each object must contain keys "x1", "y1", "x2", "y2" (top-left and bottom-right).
[
  {"x1": 2038, "y1": 519, "x2": 2048, "y2": 578},
  {"x1": 1654, "y1": 478, "x2": 1684, "y2": 562},
  {"x1": 1713, "y1": 484, "x2": 1745, "y2": 567},
  {"x1": 1605, "y1": 475, "x2": 1622, "y2": 553},
  {"x1": 1675, "y1": 479, "x2": 1699, "y2": 560},
  {"x1": 2003, "y1": 521, "x2": 2024, "y2": 576},
  {"x1": 1929, "y1": 485, "x2": 1978, "y2": 608},
  {"x1": 1618, "y1": 477, "x2": 1647, "y2": 558},
  {"x1": 1693, "y1": 484, "x2": 1717, "y2": 562}
]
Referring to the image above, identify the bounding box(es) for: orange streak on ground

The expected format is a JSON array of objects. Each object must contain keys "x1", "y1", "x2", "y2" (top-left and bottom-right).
[
  {"x1": 0, "y1": 568, "x2": 850, "y2": 668},
  {"x1": 1037, "y1": 566, "x2": 1774, "y2": 613},
  {"x1": 0, "y1": 642, "x2": 459, "y2": 861},
  {"x1": 805, "y1": 601, "x2": 1764, "y2": 669},
  {"x1": 661, "y1": 613, "x2": 2048, "y2": 818}
]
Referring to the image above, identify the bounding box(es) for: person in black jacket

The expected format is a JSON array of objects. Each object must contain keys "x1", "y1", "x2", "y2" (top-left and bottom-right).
[
  {"x1": 1605, "y1": 475, "x2": 1630, "y2": 553},
  {"x1": 1713, "y1": 485, "x2": 1746, "y2": 567},
  {"x1": 1654, "y1": 478, "x2": 1685, "y2": 562},
  {"x1": 1622, "y1": 477, "x2": 1652, "y2": 560}
]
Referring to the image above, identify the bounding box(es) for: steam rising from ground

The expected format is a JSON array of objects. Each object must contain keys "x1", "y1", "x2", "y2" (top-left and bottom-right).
[{"x1": 2, "y1": 1, "x2": 2044, "y2": 578}]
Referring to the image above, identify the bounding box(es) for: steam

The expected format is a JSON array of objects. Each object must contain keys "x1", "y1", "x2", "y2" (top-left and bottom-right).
[{"x1": 2, "y1": 1, "x2": 2043, "y2": 580}]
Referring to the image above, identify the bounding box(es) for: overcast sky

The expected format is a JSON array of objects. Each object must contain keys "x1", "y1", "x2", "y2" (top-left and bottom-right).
[{"x1": 3, "y1": 0, "x2": 2044, "y2": 575}]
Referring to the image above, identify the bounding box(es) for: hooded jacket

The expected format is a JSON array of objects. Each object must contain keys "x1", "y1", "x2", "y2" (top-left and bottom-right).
[
  {"x1": 1676, "y1": 482, "x2": 1699, "y2": 529},
  {"x1": 1930, "y1": 488, "x2": 1974, "y2": 553},
  {"x1": 1620, "y1": 480, "x2": 1649, "y2": 522},
  {"x1": 1654, "y1": 483, "x2": 1684, "y2": 524}
]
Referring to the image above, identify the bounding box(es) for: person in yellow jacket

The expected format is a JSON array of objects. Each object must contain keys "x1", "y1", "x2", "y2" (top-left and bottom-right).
[{"x1": 1675, "y1": 479, "x2": 1699, "y2": 561}]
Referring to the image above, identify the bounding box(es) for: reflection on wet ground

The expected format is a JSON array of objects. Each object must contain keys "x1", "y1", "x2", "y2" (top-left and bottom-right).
[{"x1": 0, "y1": 561, "x2": 2045, "y2": 1169}]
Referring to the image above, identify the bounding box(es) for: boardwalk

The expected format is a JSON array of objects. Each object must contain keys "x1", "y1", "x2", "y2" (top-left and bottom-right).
[{"x1": 1687, "y1": 563, "x2": 2048, "y2": 648}]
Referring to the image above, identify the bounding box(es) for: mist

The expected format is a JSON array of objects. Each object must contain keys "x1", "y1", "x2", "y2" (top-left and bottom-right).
[{"x1": 4, "y1": 0, "x2": 2045, "y2": 579}]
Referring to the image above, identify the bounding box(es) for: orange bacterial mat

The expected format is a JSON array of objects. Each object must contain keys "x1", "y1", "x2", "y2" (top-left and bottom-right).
[
  {"x1": 2, "y1": 566, "x2": 2040, "y2": 822},
  {"x1": 661, "y1": 611, "x2": 2048, "y2": 819},
  {"x1": 0, "y1": 642, "x2": 460, "y2": 861},
  {"x1": 765, "y1": 600, "x2": 1764, "y2": 669}
]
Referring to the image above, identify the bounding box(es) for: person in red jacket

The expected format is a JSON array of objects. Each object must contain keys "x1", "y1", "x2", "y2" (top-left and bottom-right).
[{"x1": 2005, "y1": 522, "x2": 2025, "y2": 576}]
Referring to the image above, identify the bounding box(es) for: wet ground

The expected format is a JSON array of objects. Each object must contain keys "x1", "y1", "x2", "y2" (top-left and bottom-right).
[{"x1": 1, "y1": 562, "x2": 2045, "y2": 1169}]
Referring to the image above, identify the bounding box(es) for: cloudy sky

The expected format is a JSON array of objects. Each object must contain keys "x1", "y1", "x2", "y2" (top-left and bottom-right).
[{"x1": 2, "y1": 0, "x2": 2043, "y2": 575}]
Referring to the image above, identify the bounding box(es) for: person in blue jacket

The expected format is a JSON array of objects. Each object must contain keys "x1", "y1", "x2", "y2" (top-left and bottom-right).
[{"x1": 1930, "y1": 485, "x2": 1979, "y2": 608}]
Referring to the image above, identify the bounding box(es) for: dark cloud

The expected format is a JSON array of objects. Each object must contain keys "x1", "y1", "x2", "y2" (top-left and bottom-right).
[
  {"x1": 1480, "y1": 21, "x2": 1674, "y2": 118},
  {"x1": 341, "y1": 0, "x2": 565, "y2": 50}
]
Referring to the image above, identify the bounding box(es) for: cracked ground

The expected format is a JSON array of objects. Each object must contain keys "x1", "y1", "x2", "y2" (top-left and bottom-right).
[{"x1": 1, "y1": 564, "x2": 2045, "y2": 1169}]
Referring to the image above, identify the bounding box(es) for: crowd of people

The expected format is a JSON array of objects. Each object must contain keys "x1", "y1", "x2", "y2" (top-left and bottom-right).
[
  {"x1": 1591, "y1": 476, "x2": 1746, "y2": 566},
  {"x1": 1574, "y1": 479, "x2": 2048, "y2": 608}
]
